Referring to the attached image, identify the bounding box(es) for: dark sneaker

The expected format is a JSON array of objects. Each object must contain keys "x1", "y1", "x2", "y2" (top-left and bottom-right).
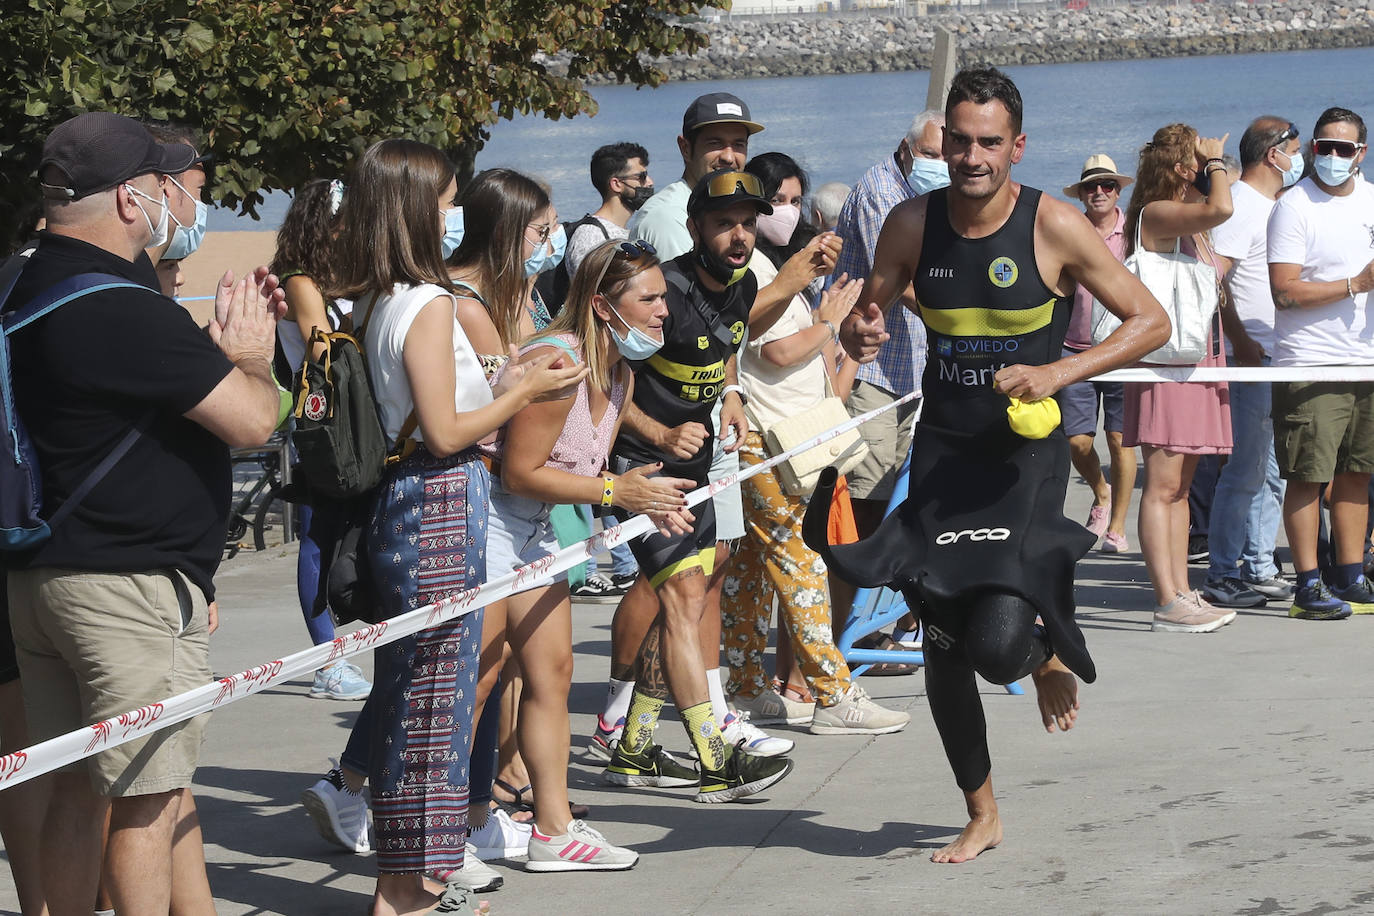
[
  {"x1": 570, "y1": 573, "x2": 623, "y2": 601},
  {"x1": 1289, "y1": 582, "x2": 1352, "y2": 620},
  {"x1": 1244, "y1": 575, "x2": 1294, "y2": 600},
  {"x1": 609, "y1": 571, "x2": 640, "y2": 591},
  {"x1": 602, "y1": 744, "x2": 699, "y2": 788},
  {"x1": 1200, "y1": 577, "x2": 1267, "y2": 608},
  {"x1": 694, "y1": 744, "x2": 794, "y2": 804},
  {"x1": 1187, "y1": 535, "x2": 1209, "y2": 563},
  {"x1": 1331, "y1": 575, "x2": 1374, "y2": 615}
]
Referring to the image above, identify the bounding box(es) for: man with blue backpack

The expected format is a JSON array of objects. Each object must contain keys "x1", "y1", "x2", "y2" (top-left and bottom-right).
[{"x1": 1, "y1": 111, "x2": 286, "y2": 914}]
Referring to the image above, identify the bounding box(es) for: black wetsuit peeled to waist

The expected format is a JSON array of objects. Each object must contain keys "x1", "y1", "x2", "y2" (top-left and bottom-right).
[{"x1": 806, "y1": 187, "x2": 1096, "y2": 791}]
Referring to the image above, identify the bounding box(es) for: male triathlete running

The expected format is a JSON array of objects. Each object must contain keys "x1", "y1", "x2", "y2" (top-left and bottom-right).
[
  {"x1": 603, "y1": 170, "x2": 794, "y2": 801},
  {"x1": 813, "y1": 67, "x2": 1168, "y2": 860}
]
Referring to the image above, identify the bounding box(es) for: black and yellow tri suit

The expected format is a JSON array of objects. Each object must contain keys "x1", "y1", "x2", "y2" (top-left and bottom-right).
[{"x1": 612, "y1": 253, "x2": 754, "y2": 586}]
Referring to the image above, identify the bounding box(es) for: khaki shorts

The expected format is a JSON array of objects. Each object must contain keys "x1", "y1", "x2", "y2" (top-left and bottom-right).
[
  {"x1": 844, "y1": 380, "x2": 919, "y2": 502},
  {"x1": 7, "y1": 567, "x2": 211, "y2": 796},
  {"x1": 1272, "y1": 381, "x2": 1374, "y2": 483}
]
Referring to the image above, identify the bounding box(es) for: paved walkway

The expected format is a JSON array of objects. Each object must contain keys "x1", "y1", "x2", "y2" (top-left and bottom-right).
[{"x1": 4, "y1": 473, "x2": 1374, "y2": 915}]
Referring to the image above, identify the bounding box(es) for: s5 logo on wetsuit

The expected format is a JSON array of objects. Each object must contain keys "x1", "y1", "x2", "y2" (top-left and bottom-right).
[{"x1": 935, "y1": 527, "x2": 1011, "y2": 545}]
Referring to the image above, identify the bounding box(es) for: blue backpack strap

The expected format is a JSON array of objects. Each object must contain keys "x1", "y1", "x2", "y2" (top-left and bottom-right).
[{"x1": 3, "y1": 273, "x2": 145, "y2": 335}]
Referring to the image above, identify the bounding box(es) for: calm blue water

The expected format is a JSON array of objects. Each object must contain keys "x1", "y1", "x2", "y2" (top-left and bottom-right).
[{"x1": 210, "y1": 46, "x2": 1374, "y2": 230}]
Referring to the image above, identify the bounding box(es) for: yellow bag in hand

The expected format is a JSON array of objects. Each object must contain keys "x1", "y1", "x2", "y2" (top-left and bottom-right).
[{"x1": 1006, "y1": 396, "x2": 1061, "y2": 440}]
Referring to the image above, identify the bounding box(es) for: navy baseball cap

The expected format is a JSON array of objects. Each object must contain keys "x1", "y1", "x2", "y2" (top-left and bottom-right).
[{"x1": 39, "y1": 112, "x2": 201, "y2": 200}]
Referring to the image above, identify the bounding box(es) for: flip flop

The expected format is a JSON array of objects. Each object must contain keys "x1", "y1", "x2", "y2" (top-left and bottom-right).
[{"x1": 493, "y1": 777, "x2": 591, "y2": 819}]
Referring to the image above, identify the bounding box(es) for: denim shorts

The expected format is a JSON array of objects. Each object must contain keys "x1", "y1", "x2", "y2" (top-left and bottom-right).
[{"x1": 487, "y1": 482, "x2": 561, "y2": 582}]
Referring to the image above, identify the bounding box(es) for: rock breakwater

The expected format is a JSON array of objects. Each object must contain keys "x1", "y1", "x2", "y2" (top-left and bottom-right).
[{"x1": 574, "y1": 1, "x2": 1374, "y2": 83}]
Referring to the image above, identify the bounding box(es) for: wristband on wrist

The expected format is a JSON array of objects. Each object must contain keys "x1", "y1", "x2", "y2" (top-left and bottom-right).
[
  {"x1": 820, "y1": 318, "x2": 837, "y2": 340},
  {"x1": 1348, "y1": 277, "x2": 1356, "y2": 299},
  {"x1": 722, "y1": 384, "x2": 745, "y2": 402},
  {"x1": 601, "y1": 474, "x2": 615, "y2": 508}
]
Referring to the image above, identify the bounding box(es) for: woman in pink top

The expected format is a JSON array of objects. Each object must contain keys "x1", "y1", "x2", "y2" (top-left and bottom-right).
[
  {"x1": 481, "y1": 240, "x2": 694, "y2": 871},
  {"x1": 1122, "y1": 124, "x2": 1236, "y2": 634}
]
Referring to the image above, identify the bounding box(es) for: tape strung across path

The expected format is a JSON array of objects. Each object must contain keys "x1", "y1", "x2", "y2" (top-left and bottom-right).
[
  {"x1": 0, "y1": 389, "x2": 919, "y2": 792},
  {"x1": 1094, "y1": 365, "x2": 1374, "y2": 383}
]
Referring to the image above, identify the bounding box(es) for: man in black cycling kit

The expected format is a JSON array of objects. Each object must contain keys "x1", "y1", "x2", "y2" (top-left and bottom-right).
[{"x1": 602, "y1": 170, "x2": 794, "y2": 802}]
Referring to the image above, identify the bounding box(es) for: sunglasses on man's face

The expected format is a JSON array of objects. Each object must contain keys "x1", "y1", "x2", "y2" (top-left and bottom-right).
[
  {"x1": 1314, "y1": 138, "x2": 1366, "y2": 158},
  {"x1": 1081, "y1": 180, "x2": 1118, "y2": 194},
  {"x1": 616, "y1": 170, "x2": 649, "y2": 184}
]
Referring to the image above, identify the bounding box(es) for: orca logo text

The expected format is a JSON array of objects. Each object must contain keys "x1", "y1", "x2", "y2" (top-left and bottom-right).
[{"x1": 935, "y1": 527, "x2": 1011, "y2": 545}]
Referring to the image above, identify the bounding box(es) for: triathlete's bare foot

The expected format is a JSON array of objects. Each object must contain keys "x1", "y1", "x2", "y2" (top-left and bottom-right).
[
  {"x1": 1031, "y1": 654, "x2": 1079, "y2": 733},
  {"x1": 931, "y1": 809, "x2": 1003, "y2": 863}
]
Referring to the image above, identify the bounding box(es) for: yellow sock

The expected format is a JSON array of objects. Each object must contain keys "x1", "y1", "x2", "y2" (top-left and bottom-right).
[
  {"x1": 682, "y1": 701, "x2": 729, "y2": 771},
  {"x1": 620, "y1": 690, "x2": 664, "y2": 755}
]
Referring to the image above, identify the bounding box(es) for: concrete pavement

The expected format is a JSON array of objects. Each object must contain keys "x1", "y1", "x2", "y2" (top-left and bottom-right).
[{"x1": 3, "y1": 475, "x2": 1373, "y2": 915}]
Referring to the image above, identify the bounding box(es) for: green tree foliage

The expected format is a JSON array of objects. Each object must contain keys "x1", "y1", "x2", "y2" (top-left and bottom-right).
[{"x1": 0, "y1": 0, "x2": 720, "y2": 243}]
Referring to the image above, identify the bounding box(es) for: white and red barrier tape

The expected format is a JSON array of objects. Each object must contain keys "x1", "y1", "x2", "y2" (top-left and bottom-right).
[{"x1": 0, "y1": 389, "x2": 919, "y2": 791}]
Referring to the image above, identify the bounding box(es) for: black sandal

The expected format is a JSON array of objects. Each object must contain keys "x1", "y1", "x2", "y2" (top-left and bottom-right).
[{"x1": 494, "y1": 777, "x2": 591, "y2": 819}]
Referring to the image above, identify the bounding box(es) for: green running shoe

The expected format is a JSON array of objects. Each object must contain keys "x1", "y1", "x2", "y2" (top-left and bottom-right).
[
  {"x1": 695, "y1": 743, "x2": 794, "y2": 804},
  {"x1": 602, "y1": 743, "x2": 699, "y2": 788}
]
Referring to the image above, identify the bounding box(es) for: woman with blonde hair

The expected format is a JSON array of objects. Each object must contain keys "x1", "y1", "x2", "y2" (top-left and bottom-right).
[
  {"x1": 1122, "y1": 124, "x2": 1236, "y2": 634},
  {"x1": 479, "y1": 238, "x2": 695, "y2": 871}
]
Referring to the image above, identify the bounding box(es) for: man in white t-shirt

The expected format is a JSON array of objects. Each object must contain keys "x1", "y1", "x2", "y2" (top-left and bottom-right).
[
  {"x1": 1267, "y1": 106, "x2": 1374, "y2": 620},
  {"x1": 1200, "y1": 117, "x2": 1303, "y2": 610}
]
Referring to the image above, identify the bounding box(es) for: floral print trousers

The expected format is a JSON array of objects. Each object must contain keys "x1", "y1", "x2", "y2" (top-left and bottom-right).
[{"x1": 722, "y1": 432, "x2": 852, "y2": 706}]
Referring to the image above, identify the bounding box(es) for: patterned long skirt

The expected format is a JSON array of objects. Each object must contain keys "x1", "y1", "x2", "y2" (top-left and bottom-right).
[{"x1": 365, "y1": 447, "x2": 488, "y2": 879}]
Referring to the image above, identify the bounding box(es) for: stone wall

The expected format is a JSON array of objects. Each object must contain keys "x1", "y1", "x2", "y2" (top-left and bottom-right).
[{"x1": 569, "y1": 1, "x2": 1374, "y2": 83}]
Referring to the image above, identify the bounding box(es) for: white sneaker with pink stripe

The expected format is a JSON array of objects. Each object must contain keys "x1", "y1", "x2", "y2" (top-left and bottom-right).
[{"x1": 525, "y1": 819, "x2": 638, "y2": 872}]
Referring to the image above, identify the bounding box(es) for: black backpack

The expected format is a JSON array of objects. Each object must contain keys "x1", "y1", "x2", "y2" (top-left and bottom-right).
[
  {"x1": 534, "y1": 214, "x2": 610, "y2": 318},
  {"x1": 288, "y1": 293, "x2": 415, "y2": 501}
]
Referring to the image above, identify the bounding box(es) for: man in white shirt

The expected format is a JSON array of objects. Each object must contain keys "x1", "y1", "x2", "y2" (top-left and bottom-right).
[
  {"x1": 1267, "y1": 106, "x2": 1374, "y2": 619},
  {"x1": 1200, "y1": 117, "x2": 1303, "y2": 609}
]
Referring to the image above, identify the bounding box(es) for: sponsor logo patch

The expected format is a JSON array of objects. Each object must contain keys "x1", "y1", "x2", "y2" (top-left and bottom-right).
[
  {"x1": 935, "y1": 527, "x2": 1011, "y2": 545},
  {"x1": 303, "y1": 390, "x2": 328, "y2": 421}
]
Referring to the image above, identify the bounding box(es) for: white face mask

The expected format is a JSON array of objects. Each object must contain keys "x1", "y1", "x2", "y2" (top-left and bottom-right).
[{"x1": 125, "y1": 182, "x2": 170, "y2": 248}]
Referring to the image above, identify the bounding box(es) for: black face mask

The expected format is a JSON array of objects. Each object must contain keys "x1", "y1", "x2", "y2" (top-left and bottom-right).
[
  {"x1": 621, "y1": 185, "x2": 654, "y2": 211},
  {"x1": 695, "y1": 245, "x2": 748, "y2": 287}
]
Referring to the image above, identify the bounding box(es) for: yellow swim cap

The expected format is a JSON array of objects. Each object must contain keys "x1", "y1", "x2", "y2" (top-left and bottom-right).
[{"x1": 1006, "y1": 396, "x2": 1061, "y2": 439}]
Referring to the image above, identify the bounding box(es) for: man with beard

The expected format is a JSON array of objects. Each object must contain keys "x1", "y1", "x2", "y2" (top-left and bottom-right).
[
  {"x1": 564, "y1": 142, "x2": 656, "y2": 279},
  {"x1": 601, "y1": 169, "x2": 795, "y2": 802},
  {"x1": 817, "y1": 68, "x2": 1168, "y2": 862}
]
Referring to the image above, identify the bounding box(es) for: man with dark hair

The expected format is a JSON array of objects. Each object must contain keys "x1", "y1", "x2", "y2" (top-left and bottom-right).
[
  {"x1": 564, "y1": 141, "x2": 654, "y2": 279},
  {"x1": 602, "y1": 169, "x2": 795, "y2": 801},
  {"x1": 1268, "y1": 106, "x2": 1374, "y2": 619},
  {"x1": 1200, "y1": 116, "x2": 1304, "y2": 610},
  {"x1": 6, "y1": 111, "x2": 285, "y2": 912},
  {"x1": 825, "y1": 66, "x2": 1168, "y2": 862}
]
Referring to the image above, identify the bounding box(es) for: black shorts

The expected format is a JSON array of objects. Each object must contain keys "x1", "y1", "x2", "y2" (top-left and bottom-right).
[{"x1": 610, "y1": 455, "x2": 717, "y2": 588}]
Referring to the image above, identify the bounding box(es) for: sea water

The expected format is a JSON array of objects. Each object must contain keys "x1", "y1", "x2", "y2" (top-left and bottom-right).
[{"x1": 210, "y1": 46, "x2": 1374, "y2": 230}]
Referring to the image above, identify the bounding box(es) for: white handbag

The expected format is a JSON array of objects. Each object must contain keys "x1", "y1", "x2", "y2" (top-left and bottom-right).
[
  {"x1": 1090, "y1": 208, "x2": 1218, "y2": 365},
  {"x1": 752, "y1": 373, "x2": 870, "y2": 497}
]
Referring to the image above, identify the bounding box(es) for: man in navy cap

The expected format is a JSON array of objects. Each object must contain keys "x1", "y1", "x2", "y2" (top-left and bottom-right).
[{"x1": 5, "y1": 111, "x2": 285, "y2": 913}]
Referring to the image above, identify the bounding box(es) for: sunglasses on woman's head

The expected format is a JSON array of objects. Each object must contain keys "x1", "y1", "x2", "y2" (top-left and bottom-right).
[
  {"x1": 613, "y1": 240, "x2": 656, "y2": 260},
  {"x1": 1314, "y1": 138, "x2": 1366, "y2": 158}
]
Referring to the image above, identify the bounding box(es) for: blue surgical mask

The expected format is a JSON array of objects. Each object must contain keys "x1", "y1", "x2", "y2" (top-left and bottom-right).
[
  {"x1": 546, "y1": 224, "x2": 566, "y2": 271},
  {"x1": 164, "y1": 198, "x2": 208, "y2": 260},
  {"x1": 1315, "y1": 153, "x2": 1357, "y2": 188},
  {"x1": 524, "y1": 232, "x2": 552, "y2": 278},
  {"x1": 607, "y1": 302, "x2": 664, "y2": 361},
  {"x1": 441, "y1": 207, "x2": 464, "y2": 258},
  {"x1": 906, "y1": 157, "x2": 950, "y2": 196},
  {"x1": 1273, "y1": 147, "x2": 1304, "y2": 189}
]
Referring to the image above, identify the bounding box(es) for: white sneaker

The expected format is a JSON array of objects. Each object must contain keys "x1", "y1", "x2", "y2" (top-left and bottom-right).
[
  {"x1": 300, "y1": 767, "x2": 371, "y2": 853},
  {"x1": 440, "y1": 843, "x2": 504, "y2": 892},
  {"x1": 734, "y1": 688, "x2": 812, "y2": 726},
  {"x1": 722, "y1": 710, "x2": 794, "y2": 757},
  {"x1": 468, "y1": 807, "x2": 531, "y2": 859},
  {"x1": 526, "y1": 819, "x2": 639, "y2": 872},
  {"x1": 809, "y1": 685, "x2": 910, "y2": 736}
]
